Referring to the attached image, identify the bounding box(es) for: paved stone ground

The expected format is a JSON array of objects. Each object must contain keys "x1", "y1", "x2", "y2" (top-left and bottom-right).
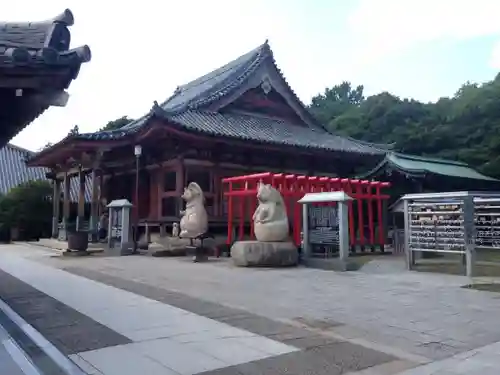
[
  {"x1": 33, "y1": 252, "x2": 500, "y2": 361},
  {"x1": 63, "y1": 267, "x2": 400, "y2": 374},
  {"x1": 5, "y1": 244, "x2": 500, "y2": 374},
  {"x1": 0, "y1": 246, "x2": 405, "y2": 375},
  {"x1": 0, "y1": 268, "x2": 131, "y2": 355}
]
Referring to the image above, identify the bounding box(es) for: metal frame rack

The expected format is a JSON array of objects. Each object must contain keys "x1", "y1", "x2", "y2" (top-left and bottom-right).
[{"x1": 402, "y1": 191, "x2": 500, "y2": 277}]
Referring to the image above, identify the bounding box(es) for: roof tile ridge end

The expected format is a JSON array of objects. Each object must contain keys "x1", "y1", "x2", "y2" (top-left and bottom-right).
[{"x1": 52, "y1": 9, "x2": 74, "y2": 26}]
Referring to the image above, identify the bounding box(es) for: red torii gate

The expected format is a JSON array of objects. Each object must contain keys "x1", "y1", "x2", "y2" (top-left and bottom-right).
[{"x1": 222, "y1": 172, "x2": 391, "y2": 252}]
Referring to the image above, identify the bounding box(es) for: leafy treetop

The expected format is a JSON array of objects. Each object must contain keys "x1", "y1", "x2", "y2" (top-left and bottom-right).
[
  {"x1": 100, "y1": 116, "x2": 134, "y2": 131},
  {"x1": 308, "y1": 74, "x2": 500, "y2": 178}
]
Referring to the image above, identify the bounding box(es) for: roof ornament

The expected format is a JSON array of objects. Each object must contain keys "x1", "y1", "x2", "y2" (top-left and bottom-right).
[
  {"x1": 68, "y1": 125, "x2": 79, "y2": 136},
  {"x1": 52, "y1": 9, "x2": 75, "y2": 26},
  {"x1": 261, "y1": 77, "x2": 272, "y2": 94},
  {"x1": 151, "y1": 101, "x2": 164, "y2": 115}
]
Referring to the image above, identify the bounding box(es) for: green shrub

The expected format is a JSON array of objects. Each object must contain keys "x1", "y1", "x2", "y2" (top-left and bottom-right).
[{"x1": 0, "y1": 180, "x2": 52, "y2": 241}]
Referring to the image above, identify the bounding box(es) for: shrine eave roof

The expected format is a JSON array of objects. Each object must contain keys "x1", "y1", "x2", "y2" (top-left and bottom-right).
[
  {"x1": 357, "y1": 152, "x2": 499, "y2": 182},
  {"x1": 0, "y1": 9, "x2": 91, "y2": 71},
  {"x1": 56, "y1": 107, "x2": 387, "y2": 156},
  {"x1": 28, "y1": 41, "x2": 392, "y2": 164}
]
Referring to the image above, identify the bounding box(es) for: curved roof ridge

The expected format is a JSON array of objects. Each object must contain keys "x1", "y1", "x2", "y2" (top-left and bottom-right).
[
  {"x1": 346, "y1": 137, "x2": 395, "y2": 151},
  {"x1": 159, "y1": 41, "x2": 270, "y2": 112},
  {"x1": 391, "y1": 152, "x2": 469, "y2": 166}
]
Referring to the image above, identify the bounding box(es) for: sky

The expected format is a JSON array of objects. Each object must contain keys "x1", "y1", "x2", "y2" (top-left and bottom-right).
[{"x1": 3, "y1": 0, "x2": 500, "y2": 151}]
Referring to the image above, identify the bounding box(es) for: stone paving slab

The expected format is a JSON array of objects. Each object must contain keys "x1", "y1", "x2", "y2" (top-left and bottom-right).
[
  {"x1": 50, "y1": 254, "x2": 500, "y2": 362},
  {"x1": 63, "y1": 266, "x2": 400, "y2": 374},
  {"x1": 198, "y1": 341, "x2": 398, "y2": 375},
  {"x1": 0, "y1": 268, "x2": 131, "y2": 355}
]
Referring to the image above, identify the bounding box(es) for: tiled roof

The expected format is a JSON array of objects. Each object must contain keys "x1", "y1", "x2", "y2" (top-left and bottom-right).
[
  {"x1": 0, "y1": 9, "x2": 91, "y2": 68},
  {"x1": 164, "y1": 110, "x2": 385, "y2": 154},
  {"x1": 157, "y1": 44, "x2": 266, "y2": 113},
  {"x1": 79, "y1": 108, "x2": 388, "y2": 155},
  {"x1": 35, "y1": 41, "x2": 390, "y2": 159},
  {"x1": 0, "y1": 9, "x2": 91, "y2": 148},
  {"x1": 0, "y1": 144, "x2": 91, "y2": 201},
  {"x1": 0, "y1": 144, "x2": 47, "y2": 195},
  {"x1": 358, "y1": 152, "x2": 499, "y2": 182}
]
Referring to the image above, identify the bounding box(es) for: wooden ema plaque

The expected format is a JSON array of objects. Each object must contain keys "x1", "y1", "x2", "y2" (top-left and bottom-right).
[{"x1": 408, "y1": 202, "x2": 466, "y2": 253}]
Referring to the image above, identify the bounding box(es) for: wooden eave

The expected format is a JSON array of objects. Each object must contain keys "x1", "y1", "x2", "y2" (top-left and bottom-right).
[{"x1": 30, "y1": 112, "x2": 380, "y2": 169}]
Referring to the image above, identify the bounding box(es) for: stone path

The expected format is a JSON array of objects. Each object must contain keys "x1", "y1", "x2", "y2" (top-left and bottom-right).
[
  {"x1": 3, "y1": 243, "x2": 500, "y2": 374},
  {"x1": 0, "y1": 269, "x2": 131, "y2": 355},
  {"x1": 394, "y1": 342, "x2": 500, "y2": 375},
  {"x1": 32, "y1": 248, "x2": 500, "y2": 361},
  {"x1": 0, "y1": 248, "x2": 399, "y2": 374}
]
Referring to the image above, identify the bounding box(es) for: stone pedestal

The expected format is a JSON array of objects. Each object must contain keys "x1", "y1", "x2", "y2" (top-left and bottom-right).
[
  {"x1": 104, "y1": 242, "x2": 134, "y2": 256},
  {"x1": 148, "y1": 237, "x2": 189, "y2": 257},
  {"x1": 62, "y1": 250, "x2": 91, "y2": 257},
  {"x1": 186, "y1": 245, "x2": 208, "y2": 262},
  {"x1": 231, "y1": 241, "x2": 298, "y2": 267}
]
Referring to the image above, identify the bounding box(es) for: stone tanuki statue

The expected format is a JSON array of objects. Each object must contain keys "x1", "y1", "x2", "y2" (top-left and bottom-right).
[
  {"x1": 231, "y1": 182, "x2": 297, "y2": 267},
  {"x1": 179, "y1": 182, "x2": 208, "y2": 238},
  {"x1": 253, "y1": 182, "x2": 289, "y2": 242},
  {"x1": 172, "y1": 222, "x2": 179, "y2": 237}
]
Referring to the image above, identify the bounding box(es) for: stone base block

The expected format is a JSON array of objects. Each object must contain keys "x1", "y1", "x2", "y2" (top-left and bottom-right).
[
  {"x1": 303, "y1": 257, "x2": 358, "y2": 272},
  {"x1": 104, "y1": 242, "x2": 135, "y2": 257},
  {"x1": 62, "y1": 250, "x2": 90, "y2": 257},
  {"x1": 150, "y1": 247, "x2": 187, "y2": 257},
  {"x1": 231, "y1": 241, "x2": 298, "y2": 267}
]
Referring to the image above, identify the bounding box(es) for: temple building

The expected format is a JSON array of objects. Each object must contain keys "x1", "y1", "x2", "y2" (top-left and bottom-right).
[
  {"x1": 27, "y1": 41, "x2": 391, "y2": 238},
  {"x1": 0, "y1": 9, "x2": 91, "y2": 147}
]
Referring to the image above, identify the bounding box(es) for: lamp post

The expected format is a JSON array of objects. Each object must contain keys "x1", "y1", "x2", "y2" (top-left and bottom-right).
[{"x1": 133, "y1": 144, "x2": 142, "y2": 252}]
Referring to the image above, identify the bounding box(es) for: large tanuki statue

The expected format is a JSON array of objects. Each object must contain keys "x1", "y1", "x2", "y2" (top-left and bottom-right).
[
  {"x1": 179, "y1": 182, "x2": 208, "y2": 238},
  {"x1": 253, "y1": 182, "x2": 289, "y2": 242}
]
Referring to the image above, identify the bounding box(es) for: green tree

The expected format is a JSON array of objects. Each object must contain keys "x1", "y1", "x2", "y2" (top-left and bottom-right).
[
  {"x1": 100, "y1": 116, "x2": 134, "y2": 131},
  {"x1": 308, "y1": 74, "x2": 500, "y2": 179},
  {"x1": 309, "y1": 81, "x2": 364, "y2": 124}
]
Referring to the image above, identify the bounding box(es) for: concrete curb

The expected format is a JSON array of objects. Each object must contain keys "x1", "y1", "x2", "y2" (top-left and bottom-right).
[{"x1": 0, "y1": 298, "x2": 86, "y2": 375}]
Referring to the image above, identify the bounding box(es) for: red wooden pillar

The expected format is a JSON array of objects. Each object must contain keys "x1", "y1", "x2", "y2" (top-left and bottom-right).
[
  {"x1": 249, "y1": 179, "x2": 256, "y2": 239},
  {"x1": 294, "y1": 175, "x2": 307, "y2": 246},
  {"x1": 238, "y1": 180, "x2": 245, "y2": 240},
  {"x1": 366, "y1": 181, "x2": 375, "y2": 249},
  {"x1": 341, "y1": 178, "x2": 355, "y2": 252},
  {"x1": 351, "y1": 180, "x2": 366, "y2": 252},
  {"x1": 358, "y1": 180, "x2": 372, "y2": 251},
  {"x1": 285, "y1": 175, "x2": 297, "y2": 243},
  {"x1": 227, "y1": 180, "x2": 233, "y2": 244},
  {"x1": 376, "y1": 182, "x2": 391, "y2": 250}
]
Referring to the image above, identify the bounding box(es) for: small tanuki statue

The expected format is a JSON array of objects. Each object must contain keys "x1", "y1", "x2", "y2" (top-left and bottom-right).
[
  {"x1": 171, "y1": 222, "x2": 179, "y2": 237},
  {"x1": 253, "y1": 182, "x2": 289, "y2": 242},
  {"x1": 179, "y1": 182, "x2": 208, "y2": 238}
]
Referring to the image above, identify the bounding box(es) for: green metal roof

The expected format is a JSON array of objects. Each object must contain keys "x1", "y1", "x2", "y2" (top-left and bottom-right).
[{"x1": 359, "y1": 152, "x2": 499, "y2": 182}]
